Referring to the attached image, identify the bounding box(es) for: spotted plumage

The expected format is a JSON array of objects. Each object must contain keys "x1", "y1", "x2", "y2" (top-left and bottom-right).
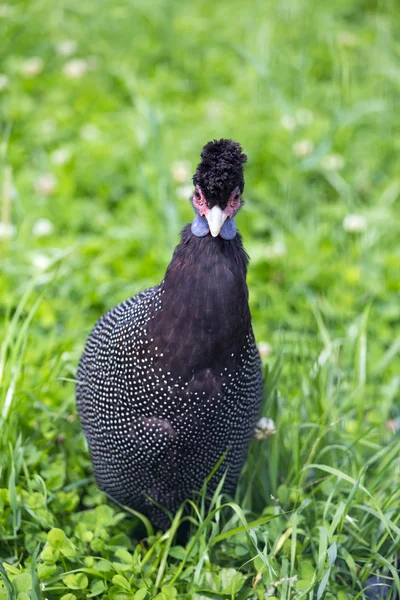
[{"x1": 76, "y1": 140, "x2": 263, "y2": 531}]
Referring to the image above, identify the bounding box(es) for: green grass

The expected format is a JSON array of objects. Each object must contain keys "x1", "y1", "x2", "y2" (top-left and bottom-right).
[{"x1": 1, "y1": 0, "x2": 400, "y2": 597}]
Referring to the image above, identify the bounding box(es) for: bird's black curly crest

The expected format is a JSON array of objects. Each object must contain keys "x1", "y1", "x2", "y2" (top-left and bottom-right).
[{"x1": 193, "y1": 139, "x2": 247, "y2": 207}]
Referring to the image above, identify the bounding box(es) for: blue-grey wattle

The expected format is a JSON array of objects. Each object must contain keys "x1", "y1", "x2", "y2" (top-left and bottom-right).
[
  {"x1": 191, "y1": 215, "x2": 209, "y2": 237},
  {"x1": 220, "y1": 218, "x2": 237, "y2": 240},
  {"x1": 191, "y1": 215, "x2": 237, "y2": 240}
]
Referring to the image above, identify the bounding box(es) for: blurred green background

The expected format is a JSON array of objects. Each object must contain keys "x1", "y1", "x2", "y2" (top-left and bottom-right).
[
  {"x1": 2, "y1": 0, "x2": 400, "y2": 348},
  {"x1": 1, "y1": 0, "x2": 400, "y2": 598}
]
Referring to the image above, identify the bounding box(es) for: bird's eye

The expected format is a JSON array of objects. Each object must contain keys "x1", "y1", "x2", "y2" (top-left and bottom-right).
[{"x1": 195, "y1": 190, "x2": 204, "y2": 205}]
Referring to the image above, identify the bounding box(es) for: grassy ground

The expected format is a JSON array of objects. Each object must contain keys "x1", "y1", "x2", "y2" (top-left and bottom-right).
[{"x1": 1, "y1": 0, "x2": 400, "y2": 597}]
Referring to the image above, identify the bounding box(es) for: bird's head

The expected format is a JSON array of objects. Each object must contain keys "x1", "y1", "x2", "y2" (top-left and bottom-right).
[{"x1": 191, "y1": 139, "x2": 247, "y2": 239}]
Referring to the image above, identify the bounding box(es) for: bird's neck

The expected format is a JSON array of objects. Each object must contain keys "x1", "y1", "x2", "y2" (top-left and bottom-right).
[
  {"x1": 147, "y1": 225, "x2": 251, "y2": 373},
  {"x1": 166, "y1": 223, "x2": 249, "y2": 278}
]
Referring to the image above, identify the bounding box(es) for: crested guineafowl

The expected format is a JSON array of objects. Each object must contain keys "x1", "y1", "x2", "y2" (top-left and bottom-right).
[{"x1": 76, "y1": 139, "x2": 263, "y2": 531}]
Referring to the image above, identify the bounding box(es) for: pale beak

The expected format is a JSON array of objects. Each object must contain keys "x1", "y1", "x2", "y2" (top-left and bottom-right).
[{"x1": 206, "y1": 205, "x2": 227, "y2": 237}]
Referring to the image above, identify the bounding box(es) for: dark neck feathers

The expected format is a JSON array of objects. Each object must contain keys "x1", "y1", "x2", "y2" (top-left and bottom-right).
[
  {"x1": 147, "y1": 225, "x2": 251, "y2": 375},
  {"x1": 166, "y1": 224, "x2": 249, "y2": 276}
]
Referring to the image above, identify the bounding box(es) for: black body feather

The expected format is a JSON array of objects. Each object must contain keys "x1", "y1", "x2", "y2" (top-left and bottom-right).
[{"x1": 77, "y1": 144, "x2": 262, "y2": 531}]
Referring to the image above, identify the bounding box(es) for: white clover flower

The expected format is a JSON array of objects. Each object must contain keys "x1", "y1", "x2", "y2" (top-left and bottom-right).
[
  {"x1": 0, "y1": 4, "x2": 11, "y2": 17},
  {"x1": 347, "y1": 323, "x2": 359, "y2": 338},
  {"x1": 56, "y1": 39, "x2": 78, "y2": 56},
  {"x1": 343, "y1": 214, "x2": 367, "y2": 233},
  {"x1": 171, "y1": 160, "x2": 191, "y2": 184},
  {"x1": 176, "y1": 184, "x2": 193, "y2": 200},
  {"x1": 258, "y1": 341, "x2": 272, "y2": 360},
  {"x1": 63, "y1": 59, "x2": 88, "y2": 79},
  {"x1": 35, "y1": 173, "x2": 57, "y2": 196},
  {"x1": 80, "y1": 124, "x2": 100, "y2": 141},
  {"x1": 265, "y1": 240, "x2": 286, "y2": 259},
  {"x1": 40, "y1": 119, "x2": 56, "y2": 135},
  {"x1": 280, "y1": 114, "x2": 296, "y2": 131},
  {"x1": 293, "y1": 139, "x2": 314, "y2": 157},
  {"x1": 22, "y1": 57, "x2": 43, "y2": 78},
  {"x1": 295, "y1": 108, "x2": 314, "y2": 126},
  {"x1": 0, "y1": 222, "x2": 15, "y2": 239},
  {"x1": 0, "y1": 74, "x2": 8, "y2": 91},
  {"x1": 205, "y1": 100, "x2": 223, "y2": 119},
  {"x1": 337, "y1": 31, "x2": 358, "y2": 47},
  {"x1": 321, "y1": 153, "x2": 345, "y2": 171},
  {"x1": 32, "y1": 218, "x2": 54, "y2": 237},
  {"x1": 254, "y1": 417, "x2": 276, "y2": 440},
  {"x1": 32, "y1": 253, "x2": 51, "y2": 271},
  {"x1": 51, "y1": 147, "x2": 71, "y2": 165}
]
